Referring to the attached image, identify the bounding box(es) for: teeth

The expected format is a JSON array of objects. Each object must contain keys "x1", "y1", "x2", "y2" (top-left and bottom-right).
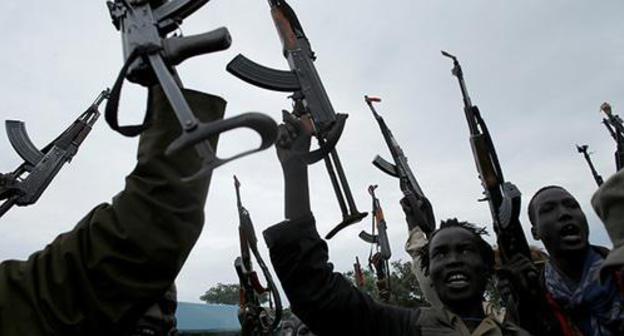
[{"x1": 448, "y1": 274, "x2": 467, "y2": 281}]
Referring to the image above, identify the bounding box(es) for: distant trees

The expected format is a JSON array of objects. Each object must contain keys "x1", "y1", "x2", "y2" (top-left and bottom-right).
[
  {"x1": 344, "y1": 259, "x2": 429, "y2": 308},
  {"x1": 200, "y1": 283, "x2": 269, "y2": 305}
]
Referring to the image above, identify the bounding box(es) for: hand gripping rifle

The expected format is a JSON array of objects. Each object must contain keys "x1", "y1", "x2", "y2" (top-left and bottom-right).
[
  {"x1": 234, "y1": 176, "x2": 282, "y2": 336},
  {"x1": 0, "y1": 90, "x2": 109, "y2": 218},
  {"x1": 600, "y1": 102, "x2": 624, "y2": 171},
  {"x1": 365, "y1": 96, "x2": 436, "y2": 236},
  {"x1": 106, "y1": 0, "x2": 278, "y2": 178},
  {"x1": 442, "y1": 51, "x2": 533, "y2": 319},
  {"x1": 576, "y1": 144, "x2": 604, "y2": 187},
  {"x1": 359, "y1": 185, "x2": 392, "y2": 302},
  {"x1": 227, "y1": 0, "x2": 367, "y2": 239}
]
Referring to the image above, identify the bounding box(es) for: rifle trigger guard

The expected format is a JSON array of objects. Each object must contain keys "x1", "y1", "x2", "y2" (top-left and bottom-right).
[
  {"x1": 165, "y1": 112, "x2": 278, "y2": 171},
  {"x1": 5, "y1": 121, "x2": 44, "y2": 166},
  {"x1": 307, "y1": 113, "x2": 347, "y2": 164},
  {"x1": 372, "y1": 155, "x2": 398, "y2": 177}
]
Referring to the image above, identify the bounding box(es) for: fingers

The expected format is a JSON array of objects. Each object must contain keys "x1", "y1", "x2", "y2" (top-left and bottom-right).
[
  {"x1": 282, "y1": 110, "x2": 302, "y2": 131},
  {"x1": 400, "y1": 197, "x2": 411, "y2": 212},
  {"x1": 276, "y1": 125, "x2": 293, "y2": 149}
]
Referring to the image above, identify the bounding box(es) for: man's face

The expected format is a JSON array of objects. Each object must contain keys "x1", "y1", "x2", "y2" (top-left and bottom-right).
[
  {"x1": 428, "y1": 227, "x2": 489, "y2": 307},
  {"x1": 531, "y1": 188, "x2": 589, "y2": 256}
]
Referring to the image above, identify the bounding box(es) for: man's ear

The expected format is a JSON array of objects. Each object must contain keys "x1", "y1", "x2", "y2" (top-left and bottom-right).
[{"x1": 531, "y1": 226, "x2": 540, "y2": 240}]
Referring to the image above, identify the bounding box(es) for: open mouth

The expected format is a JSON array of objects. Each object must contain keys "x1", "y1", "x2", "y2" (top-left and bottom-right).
[
  {"x1": 560, "y1": 224, "x2": 582, "y2": 243},
  {"x1": 445, "y1": 271, "x2": 470, "y2": 289}
]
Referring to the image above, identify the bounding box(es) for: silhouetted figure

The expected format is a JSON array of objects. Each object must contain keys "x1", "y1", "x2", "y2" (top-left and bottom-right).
[{"x1": 0, "y1": 86, "x2": 225, "y2": 335}]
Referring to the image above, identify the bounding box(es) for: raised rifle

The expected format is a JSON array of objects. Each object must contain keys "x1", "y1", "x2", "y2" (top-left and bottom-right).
[
  {"x1": 234, "y1": 176, "x2": 282, "y2": 336},
  {"x1": 442, "y1": 51, "x2": 532, "y2": 318},
  {"x1": 105, "y1": 0, "x2": 277, "y2": 178},
  {"x1": 600, "y1": 102, "x2": 624, "y2": 171},
  {"x1": 0, "y1": 90, "x2": 109, "y2": 218},
  {"x1": 359, "y1": 185, "x2": 392, "y2": 302},
  {"x1": 576, "y1": 144, "x2": 604, "y2": 187},
  {"x1": 227, "y1": 0, "x2": 366, "y2": 239},
  {"x1": 365, "y1": 96, "x2": 436, "y2": 236}
]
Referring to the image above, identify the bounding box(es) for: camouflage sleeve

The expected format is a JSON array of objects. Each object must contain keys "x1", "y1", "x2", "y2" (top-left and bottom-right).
[
  {"x1": 264, "y1": 215, "x2": 421, "y2": 336},
  {"x1": 0, "y1": 87, "x2": 225, "y2": 335}
]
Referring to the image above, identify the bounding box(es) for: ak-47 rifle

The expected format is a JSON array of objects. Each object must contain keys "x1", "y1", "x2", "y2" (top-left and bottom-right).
[
  {"x1": 105, "y1": 0, "x2": 277, "y2": 178},
  {"x1": 442, "y1": 51, "x2": 533, "y2": 318},
  {"x1": 600, "y1": 102, "x2": 624, "y2": 171},
  {"x1": 359, "y1": 185, "x2": 392, "y2": 302},
  {"x1": 227, "y1": 0, "x2": 367, "y2": 239},
  {"x1": 365, "y1": 96, "x2": 436, "y2": 236},
  {"x1": 576, "y1": 144, "x2": 604, "y2": 187},
  {"x1": 442, "y1": 51, "x2": 531, "y2": 262},
  {"x1": 234, "y1": 176, "x2": 282, "y2": 336},
  {"x1": 0, "y1": 90, "x2": 109, "y2": 218}
]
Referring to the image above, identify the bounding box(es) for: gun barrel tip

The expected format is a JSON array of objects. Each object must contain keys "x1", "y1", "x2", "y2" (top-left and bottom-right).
[
  {"x1": 365, "y1": 96, "x2": 382, "y2": 103},
  {"x1": 441, "y1": 50, "x2": 455, "y2": 59}
]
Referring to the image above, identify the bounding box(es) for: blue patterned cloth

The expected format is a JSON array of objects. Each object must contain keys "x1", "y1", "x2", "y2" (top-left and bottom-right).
[{"x1": 545, "y1": 247, "x2": 624, "y2": 336}]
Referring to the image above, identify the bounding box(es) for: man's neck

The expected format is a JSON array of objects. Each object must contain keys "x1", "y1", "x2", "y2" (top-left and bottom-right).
[
  {"x1": 551, "y1": 246, "x2": 590, "y2": 285},
  {"x1": 448, "y1": 300, "x2": 485, "y2": 333}
]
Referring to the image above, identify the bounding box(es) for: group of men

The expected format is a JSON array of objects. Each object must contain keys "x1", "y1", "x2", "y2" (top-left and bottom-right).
[
  {"x1": 0, "y1": 3, "x2": 622, "y2": 336},
  {"x1": 0, "y1": 84, "x2": 622, "y2": 336},
  {"x1": 264, "y1": 113, "x2": 624, "y2": 336}
]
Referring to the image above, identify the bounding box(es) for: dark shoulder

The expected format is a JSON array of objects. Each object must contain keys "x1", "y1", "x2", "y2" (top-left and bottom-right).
[
  {"x1": 592, "y1": 245, "x2": 611, "y2": 258},
  {"x1": 500, "y1": 319, "x2": 534, "y2": 336}
]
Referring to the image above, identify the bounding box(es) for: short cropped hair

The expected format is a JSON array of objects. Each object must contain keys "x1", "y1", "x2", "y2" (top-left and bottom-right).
[
  {"x1": 527, "y1": 185, "x2": 567, "y2": 226},
  {"x1": 417, "y1": 218, "x2": 495, "y2": 276}
]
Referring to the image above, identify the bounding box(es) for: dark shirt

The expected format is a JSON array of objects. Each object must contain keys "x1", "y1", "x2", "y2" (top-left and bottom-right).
[{"x1": 0, "y1": 87, "x2": 225, "y2": 335}]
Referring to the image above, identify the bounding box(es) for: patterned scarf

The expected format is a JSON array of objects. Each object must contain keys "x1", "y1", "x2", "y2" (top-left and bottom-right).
[{"x1": 545, "y1": 247, "x2": 624, "y2": 336}]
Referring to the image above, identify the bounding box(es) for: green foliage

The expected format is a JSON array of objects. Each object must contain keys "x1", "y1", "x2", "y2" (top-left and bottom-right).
[
  {"x1": 388, "y1": 260, "x2": 428, "y2": 308},
  {"x1": 200, "y1": 283, "x2": 270, "y2": 306},
  {"x1": 200, "y1": 283, "x2": 241, "y2": 305},
  {"x1": 344, "y1": 259, "x2": 429, "y2": 308}
]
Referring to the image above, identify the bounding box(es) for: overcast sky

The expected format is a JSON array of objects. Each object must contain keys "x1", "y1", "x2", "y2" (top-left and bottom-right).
[{"x1": 0, "y1": 1, "x2": 623, "y2": 305}]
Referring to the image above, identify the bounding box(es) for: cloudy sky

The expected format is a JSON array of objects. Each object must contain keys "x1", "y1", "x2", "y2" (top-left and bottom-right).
[{"x1": 0, "y1": 0, "x2": 623, "y2": 305}]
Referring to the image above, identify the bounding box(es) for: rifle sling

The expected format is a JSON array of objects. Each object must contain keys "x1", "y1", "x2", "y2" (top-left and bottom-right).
[{"x1": 105, "y1": 45, "x2": 161, "y2": 137}]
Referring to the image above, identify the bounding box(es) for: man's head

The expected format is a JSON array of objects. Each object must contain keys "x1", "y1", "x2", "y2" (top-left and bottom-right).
[
  {"x1": 528, "y1": 186, "x2": 589, "y2": 257},
  {"x1": 129, "y1": 284, "x2": 179, "y2": 336},
  {"x1": 418, "y1": 219, "x2": 494, "y2": 309}
]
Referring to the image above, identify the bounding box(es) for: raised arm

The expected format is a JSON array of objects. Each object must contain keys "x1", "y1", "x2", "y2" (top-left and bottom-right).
[
  {"x1": 263, "y1": 112, "x2": 419, "y2": 336},
  {"x1": 0, "y1": 86, "x2": 225, "y2": 334}
]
